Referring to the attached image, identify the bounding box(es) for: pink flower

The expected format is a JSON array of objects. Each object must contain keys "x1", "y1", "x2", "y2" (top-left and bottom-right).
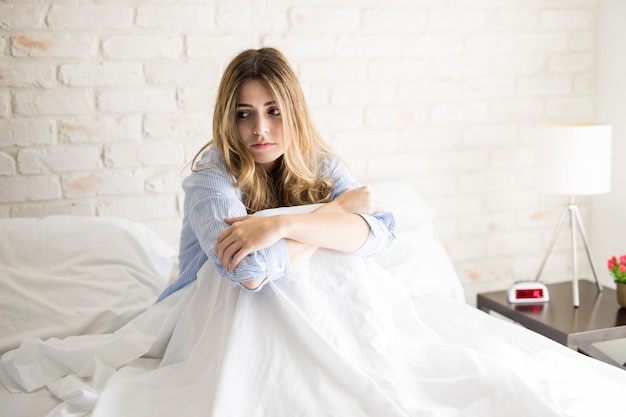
[
  {"x1": 608, "y1": 256, "x2": 617, "y2": 270},
  {"x1": 608, "y1": 255, "x2": 626, "y2": 283}
]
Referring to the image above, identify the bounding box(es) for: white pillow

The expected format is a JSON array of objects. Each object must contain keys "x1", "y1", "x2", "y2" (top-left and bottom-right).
[
  {"x1": 368, "y1": 181, "x2": 435, "y2": 233},
  {"x1": 374, "y1": 231, "x2": 465, "y2": 302},
  {"x1": 0, "y1": 216, "x2": 177, "y2": 355},
  {"x1": 366, "y1": 181, "x2": 463, "y2": 300}
]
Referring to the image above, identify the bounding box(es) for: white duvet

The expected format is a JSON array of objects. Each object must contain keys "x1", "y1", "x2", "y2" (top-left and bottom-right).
[{"x1": 3, "y1": 247, "x2": 626, "y2": 417}]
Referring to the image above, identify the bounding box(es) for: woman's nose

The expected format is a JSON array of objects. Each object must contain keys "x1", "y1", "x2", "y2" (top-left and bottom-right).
[{"x1": 253, "y1": 117, "x2": 270, "y2": 135}]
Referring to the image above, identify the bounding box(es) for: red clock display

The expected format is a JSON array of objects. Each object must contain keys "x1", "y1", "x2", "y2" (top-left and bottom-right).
[{"x1": 515, "y1": 289, "x2": 544, "y2": 299}]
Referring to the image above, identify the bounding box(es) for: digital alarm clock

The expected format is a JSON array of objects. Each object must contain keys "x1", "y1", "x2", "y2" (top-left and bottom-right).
[{"x1": 507, "y1": 281, "x2": 550, "y2": 304}]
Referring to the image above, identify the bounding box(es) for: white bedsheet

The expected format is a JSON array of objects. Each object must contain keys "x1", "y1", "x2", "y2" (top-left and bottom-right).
[{"x1": 3, "y1": 248, "x2": 626, "y2": 417}]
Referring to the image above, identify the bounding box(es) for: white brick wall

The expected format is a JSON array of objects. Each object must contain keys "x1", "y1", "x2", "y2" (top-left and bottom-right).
[{"x1": 0, "y1": 0, "x2": 603, "y2": 303}]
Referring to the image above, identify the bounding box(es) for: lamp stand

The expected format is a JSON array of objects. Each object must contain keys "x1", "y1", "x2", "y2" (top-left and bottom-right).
[{"x1": 534, "y1": 196, "x2": 602, "y2": 308}]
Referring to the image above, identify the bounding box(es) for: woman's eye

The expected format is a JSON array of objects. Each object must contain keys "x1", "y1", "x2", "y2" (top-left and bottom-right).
[
  {"x1": 268, "y1": 108, "x2": 281, "y2": 116},
  {"x1": 237, "y1": 111, "x2": 250, "y2": 119}
]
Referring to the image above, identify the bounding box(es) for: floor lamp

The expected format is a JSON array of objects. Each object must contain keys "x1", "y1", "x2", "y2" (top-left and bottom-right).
[{"x1": 534, "y1": 124, "x2": 612, "y2": 308}]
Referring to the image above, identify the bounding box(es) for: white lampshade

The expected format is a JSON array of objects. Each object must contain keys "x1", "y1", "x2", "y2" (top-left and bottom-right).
[{"x1": 536, "y1": 124, "x2": 612, "y2": 195}]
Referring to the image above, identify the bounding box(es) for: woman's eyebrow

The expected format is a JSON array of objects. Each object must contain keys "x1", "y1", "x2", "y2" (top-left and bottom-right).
[{"x1": 236, "y1": 101, "x2": 277, "y2": 108}]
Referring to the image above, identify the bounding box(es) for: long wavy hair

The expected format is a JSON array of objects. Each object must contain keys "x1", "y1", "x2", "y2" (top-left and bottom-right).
[{"x1": 192, "y1": 47, "x2": 336, "y2": 213}]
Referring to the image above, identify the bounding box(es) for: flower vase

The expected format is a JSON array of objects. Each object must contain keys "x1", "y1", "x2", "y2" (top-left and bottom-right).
[{"x1": 617, "y1": 282, "x2": 626, "y2": 308}]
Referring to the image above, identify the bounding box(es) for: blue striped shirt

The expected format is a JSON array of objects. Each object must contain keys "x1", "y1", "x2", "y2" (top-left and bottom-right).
[{"x1": 157, "y1": 145, "x2": 396, "y2": 301}]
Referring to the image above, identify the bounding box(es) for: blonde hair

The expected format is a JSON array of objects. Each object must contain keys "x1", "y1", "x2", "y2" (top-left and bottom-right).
[{"x1": 193, "y1": 47, "x2": 336, "y2": 213}]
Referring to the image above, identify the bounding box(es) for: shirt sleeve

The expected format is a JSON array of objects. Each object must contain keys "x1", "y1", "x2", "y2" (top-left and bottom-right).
[
  {"x1": 325, "y1": 157, "x2": 397, "y2": 258},
  {"x1": 184, "y1": 153, "x2": 290, "y2": 291}
]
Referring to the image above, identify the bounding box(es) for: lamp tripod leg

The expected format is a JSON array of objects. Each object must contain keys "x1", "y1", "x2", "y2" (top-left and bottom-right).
[
  {"x1": 571, "y1": 205, "x2": 603, "y2": 293},
  {"x1": 569, "y1": 204, "x2": 579, "y2": 308},
  {"x1": 535, "y1": 205, "x2": 569, "y2": 282}
]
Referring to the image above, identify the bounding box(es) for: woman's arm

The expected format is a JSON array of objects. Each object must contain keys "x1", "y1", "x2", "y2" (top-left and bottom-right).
[{"x1": 216, "y1": 186, "x2": 382, "y2": 274}]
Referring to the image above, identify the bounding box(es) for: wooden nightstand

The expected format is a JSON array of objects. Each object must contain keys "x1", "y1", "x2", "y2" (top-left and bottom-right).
[{"x1": 477, "y1": 280, "x2": 626, "y2": 369}]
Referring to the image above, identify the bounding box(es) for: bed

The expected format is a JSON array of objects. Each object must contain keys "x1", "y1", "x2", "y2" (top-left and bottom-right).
[{"x1": 1, "y1": 182, "x2": 625, "y2": 417}]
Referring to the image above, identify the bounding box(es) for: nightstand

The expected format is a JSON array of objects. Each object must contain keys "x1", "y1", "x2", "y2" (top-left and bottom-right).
[{"x1": 477, "y1": 280, "x2": 626, "y2": 369}]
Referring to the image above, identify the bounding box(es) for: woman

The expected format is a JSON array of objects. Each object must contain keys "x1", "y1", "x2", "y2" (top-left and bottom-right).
[{"x1": 158, "y1": 47, "x2": 396, "y2": 301}]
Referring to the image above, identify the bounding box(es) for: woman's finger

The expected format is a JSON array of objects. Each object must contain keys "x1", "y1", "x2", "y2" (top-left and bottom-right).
[{"x1": 224, "y1": 215, "x2": 250, "y2": 225}]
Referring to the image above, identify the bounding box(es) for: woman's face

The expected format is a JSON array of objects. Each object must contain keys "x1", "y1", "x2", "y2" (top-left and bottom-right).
[{"x1": 236, "y1": 79, "x2": 285, "y2": 171}]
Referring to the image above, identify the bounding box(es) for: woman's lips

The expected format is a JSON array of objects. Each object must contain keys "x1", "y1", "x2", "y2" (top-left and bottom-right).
[{"x1": 251, "y1": 142, "x2": 274, "y2": 149}]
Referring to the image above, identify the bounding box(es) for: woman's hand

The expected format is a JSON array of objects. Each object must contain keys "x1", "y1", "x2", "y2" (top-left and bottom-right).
[
  {"x1": 216, "y1": 215, "x2": 284, "y2": 271},
  {"x1": 327, "y1": 186, "x2": 384, "y2": 215}
]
